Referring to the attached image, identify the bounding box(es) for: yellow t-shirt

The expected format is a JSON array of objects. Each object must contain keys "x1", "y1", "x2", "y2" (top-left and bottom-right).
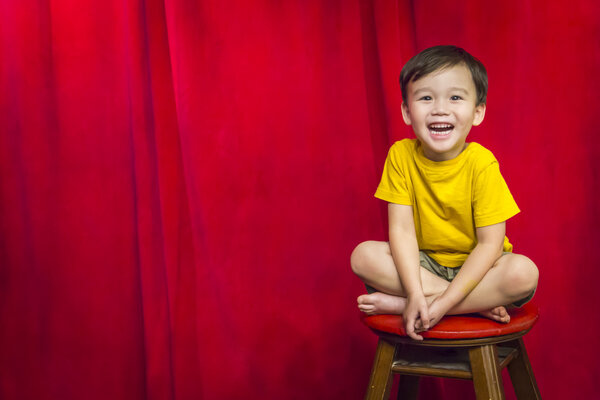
[{"x1": 375, "y1": 139, "x2": 520, "y2": 267}]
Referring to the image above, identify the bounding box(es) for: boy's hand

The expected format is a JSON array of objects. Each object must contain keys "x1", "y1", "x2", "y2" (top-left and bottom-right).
[
  {"x1": 415, "y1": 296, "x2": 450, "y2": 332},
  {"x1": 403, "y1": 293, "x2": 429, "y2": 340}
]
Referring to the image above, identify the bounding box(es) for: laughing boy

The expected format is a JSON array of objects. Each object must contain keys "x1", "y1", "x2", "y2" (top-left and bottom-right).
[{"x1": 351, "y1": 45, "x2": 538, "y2": 340}]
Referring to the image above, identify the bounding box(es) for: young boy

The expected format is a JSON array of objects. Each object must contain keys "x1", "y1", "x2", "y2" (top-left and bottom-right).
[{"x1": 351, "y1": 45, "x2": 538, "y2": 341}]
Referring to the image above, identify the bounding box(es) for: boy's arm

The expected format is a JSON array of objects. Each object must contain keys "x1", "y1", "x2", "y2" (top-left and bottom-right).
[
  {"x1": 388, "y1": 203, "x2": 430, "y2": 340},
  {"x1": 423, "y1": 221, "x2": 506, "y2": 327}
]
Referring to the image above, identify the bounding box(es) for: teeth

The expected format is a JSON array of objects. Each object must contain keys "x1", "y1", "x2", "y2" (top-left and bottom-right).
[
  {"x1": 429, "y1": 123, "x2": 453, "y2": 129},
  {"x1": 428, "y1": 123, "x2": 453, "y2": 136}
]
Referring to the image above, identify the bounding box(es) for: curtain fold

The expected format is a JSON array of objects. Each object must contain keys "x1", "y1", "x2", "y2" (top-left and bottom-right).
[{"x1": 1, "y1": 1, "x2": 599, "y2": 399}]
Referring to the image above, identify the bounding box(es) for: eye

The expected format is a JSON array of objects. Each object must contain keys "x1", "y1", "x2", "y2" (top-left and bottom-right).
[
  {"x1": 450, "y1": 95, "x2": 462, "y2": 101},
  {"x1": 418, "y1": 96, "x2": 432, "y2": 101}
]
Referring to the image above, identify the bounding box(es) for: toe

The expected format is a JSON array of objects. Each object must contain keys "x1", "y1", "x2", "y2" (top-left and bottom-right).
[
  {"x1": 357, "y1": 295, "x2": 368, "y2": 304},
  {"x1": 358, "y1": 304, "x2": 374, "y2": 312}
]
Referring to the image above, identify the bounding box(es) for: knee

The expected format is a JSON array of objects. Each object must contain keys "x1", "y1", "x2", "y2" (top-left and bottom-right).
[
  {"x1": 350, "y1": 241, "x2": 380, "y2": 278},
  {"x1": 503, "y1": 255, "x2": 539, "y2": 297}
]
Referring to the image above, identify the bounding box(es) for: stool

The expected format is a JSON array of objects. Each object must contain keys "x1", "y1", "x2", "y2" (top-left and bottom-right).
[{"x1": 361, "y1": 302, "x2": 540, "y2": 400}]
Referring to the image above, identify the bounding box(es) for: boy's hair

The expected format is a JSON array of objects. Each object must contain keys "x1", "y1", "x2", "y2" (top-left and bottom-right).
[{"x1": 400, "y1": 45, "x2": 488, "y2": 106}]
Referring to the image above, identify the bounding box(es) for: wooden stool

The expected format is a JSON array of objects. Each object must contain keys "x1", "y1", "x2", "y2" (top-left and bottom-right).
[{"x1": 361, "y1": 302, "x2": 540, "y2": 400}]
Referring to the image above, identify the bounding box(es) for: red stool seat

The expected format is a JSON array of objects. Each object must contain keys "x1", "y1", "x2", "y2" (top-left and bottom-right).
[{"x1": 362, "y1": 302, "x2": 539, "y2": 339}]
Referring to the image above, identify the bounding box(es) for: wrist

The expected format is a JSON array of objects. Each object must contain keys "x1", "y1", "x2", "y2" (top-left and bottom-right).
[
  {"x1": 434, "y1": 293, "x2": 455, "y2": 312},
  {"x1": 407, "y1": 290, "x2": 425, "y2": 300}
]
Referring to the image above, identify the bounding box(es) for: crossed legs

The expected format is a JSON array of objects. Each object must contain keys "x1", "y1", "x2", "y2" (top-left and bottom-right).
[{"x1": 351, "y1": 241, "x2": 539, "y2": 323}]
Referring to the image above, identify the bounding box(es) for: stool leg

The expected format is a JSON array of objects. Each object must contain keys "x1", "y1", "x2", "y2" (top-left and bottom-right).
[
  {"x1": 468, "y1": 344, "x2": 505, "y2": 400},
  {"x1": 397, "y1": 374, "x2": 419, "y2": 400},
  {"x1": 365, "y1": 338, "x2": 396, "y2": 400},
  {"x1": 506, "y1": 338, "x2": 541, "y2": 399}
]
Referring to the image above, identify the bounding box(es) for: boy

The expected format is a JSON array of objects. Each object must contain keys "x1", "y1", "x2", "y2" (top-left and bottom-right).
[{"x1": 351, "y1": 45, "x2": 538, "y2": 341}]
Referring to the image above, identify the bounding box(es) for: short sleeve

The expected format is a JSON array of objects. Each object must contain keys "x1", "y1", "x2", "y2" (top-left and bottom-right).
[
  {"x1": 374, "y1": 143, "x2": 413, "y2": 205},
  {"x1": 472, "y1": 162, "x2": 520, "y2": 227}
]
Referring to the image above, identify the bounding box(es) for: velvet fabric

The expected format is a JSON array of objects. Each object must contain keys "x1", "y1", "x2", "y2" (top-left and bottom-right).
[{"x1": 1, "y1": 1, "x2": 599, "y2": 399}]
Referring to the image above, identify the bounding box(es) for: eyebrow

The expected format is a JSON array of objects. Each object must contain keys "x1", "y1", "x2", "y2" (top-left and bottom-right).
[
  {"x1": 449, "y1": 87, "x2": 470, "y2": 94},
  {"x1": 412, "y1": 87, "x2": 471, "y2": 95}
]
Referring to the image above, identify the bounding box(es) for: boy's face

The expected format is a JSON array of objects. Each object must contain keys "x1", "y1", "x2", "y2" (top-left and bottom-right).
[{"x1": 401, "y1": 64, "x2": 486, "y2": 161}]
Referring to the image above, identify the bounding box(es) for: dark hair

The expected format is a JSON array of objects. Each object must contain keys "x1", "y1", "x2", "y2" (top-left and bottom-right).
[{"x1": 400, "y1": 45, "x2": 488, "y2": 106}]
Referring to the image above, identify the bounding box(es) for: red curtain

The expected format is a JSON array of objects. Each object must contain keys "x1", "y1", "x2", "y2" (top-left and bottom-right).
[{"x1": 1, "y1": 1, "x2": 599, "y2": 399}]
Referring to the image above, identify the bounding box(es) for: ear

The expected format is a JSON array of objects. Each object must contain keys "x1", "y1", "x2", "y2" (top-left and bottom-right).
[
  {"x1": 472, "y1": 103, "x2": 486, "y2": 126},
  {"x1": 401, "y1": 102, "x2": 412, "y2": 126}
]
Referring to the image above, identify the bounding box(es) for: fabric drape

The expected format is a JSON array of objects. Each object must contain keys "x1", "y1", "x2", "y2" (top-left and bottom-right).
[{"x1": 1, "y1": 1, "x2": 599, "y2": 399}]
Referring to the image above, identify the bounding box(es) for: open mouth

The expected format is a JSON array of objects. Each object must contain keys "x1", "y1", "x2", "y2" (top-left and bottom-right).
[{"x1": 428, "y1": 123, "x2": 454, "y2": 137}]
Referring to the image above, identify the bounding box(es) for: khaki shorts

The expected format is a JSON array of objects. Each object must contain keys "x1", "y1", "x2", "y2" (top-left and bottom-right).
[{"x1": 419, "y1": 251, "x2": 535, "y2": 308}]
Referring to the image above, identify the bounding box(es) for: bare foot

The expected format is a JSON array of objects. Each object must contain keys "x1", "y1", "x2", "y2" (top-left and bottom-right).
[
  {"x1": 477, "y1": 306, "x2": 510, "y2": 323},
  {"x1": 357, "y1": 292, "x2": 406, "y2": 315},
  {"x1": 357, "y1": 293, "x2": 510, "y2": 324}
]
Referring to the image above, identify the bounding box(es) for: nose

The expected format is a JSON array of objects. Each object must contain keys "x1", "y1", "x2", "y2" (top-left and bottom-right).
[{"x1": 432, "y1": 99, "x2": 450, "y2": 115}]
